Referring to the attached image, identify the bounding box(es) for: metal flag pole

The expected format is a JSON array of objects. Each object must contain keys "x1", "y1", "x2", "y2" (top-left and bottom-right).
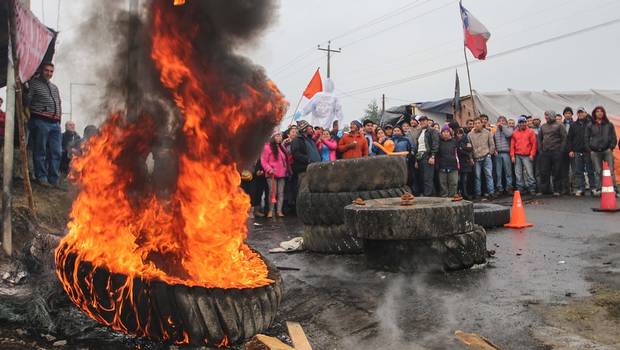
[{"x1": 463, "y1": 45, "x2": 478, "y2": 118}]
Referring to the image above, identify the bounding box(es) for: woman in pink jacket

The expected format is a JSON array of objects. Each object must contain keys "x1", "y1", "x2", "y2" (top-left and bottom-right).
[
  {"x1": 261, "y1": 132, "x2": 290, "y2": 218},
  {"x1": 316, "y1": 129, "x2": 337, "y2": 162}
]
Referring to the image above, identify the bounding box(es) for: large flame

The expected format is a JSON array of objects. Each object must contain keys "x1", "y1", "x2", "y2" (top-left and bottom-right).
[{"x1": 56, "y1": 0, "x2": 286, "y2": 294}]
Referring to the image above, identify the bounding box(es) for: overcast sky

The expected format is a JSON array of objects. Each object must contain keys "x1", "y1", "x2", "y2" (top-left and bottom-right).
[{"x1": 19, "y1": 0, "x2": 620, "y2": 131}]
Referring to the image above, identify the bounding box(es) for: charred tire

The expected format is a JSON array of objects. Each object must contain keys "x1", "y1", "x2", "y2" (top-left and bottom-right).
[
  {"x1": 297, "y1": 186, "x2": 411, "y2": 226},
  {"x1": 345, "y1": 197, "x2": 474, "y2": 240},
  {"x1": 364, "y1": 225, "x2": 487, "y2": 272},
  {"x1": 303, "y1": 225, "x2": 363, "y2": 254},
  {"x1": 56, "y1": 243, "x2": 283, "y2": 347},
  {"x1": 473, "y1": 203, "x2": 511, "y2": 228},
  {"x1": 306, "y1": 156, "x2": 408, "y2": 193}
]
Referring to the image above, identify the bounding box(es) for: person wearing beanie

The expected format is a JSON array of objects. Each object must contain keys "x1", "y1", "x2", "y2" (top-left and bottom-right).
[
  {"x1": 437, "y1": 125, "x2": 459, "y2": 197},
  {"x1": 338, "y1": 120, "x2": 369, "y2": 159},
  {"x1": 290, "y1": 119, "x2": 321, "y2": 205},
  {"x1": 568, "y1": 107, "x2": 595, "y2": 196},
  {"x1": 538, "y1": 110, "x2": 567, "y2": 195}
]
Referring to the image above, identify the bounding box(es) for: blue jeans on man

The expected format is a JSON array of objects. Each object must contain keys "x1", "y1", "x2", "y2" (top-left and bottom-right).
[
  {"x1": 29, "y1": 117, "x2": 62, "y2": 185},
  {"x1": 591, "y1": 150, "x2": 617, "y2": 193},
  {"x1": 573, "y1": 152, "x2": 595, "y2": 193},
  {"x1": 474, "y1": 154, "x2": 494, "y2": 196},
  {"x1": 514, "y1": 155, "x2": 536, "y2": 193},
  {"x1": 494, "y1": 152, "x2": 513, "y2": 192}
]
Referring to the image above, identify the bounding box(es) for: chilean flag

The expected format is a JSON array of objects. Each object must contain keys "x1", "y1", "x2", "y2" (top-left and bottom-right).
[{"x1": 460, "y1": 1, "x2": 491, "y2": 60}]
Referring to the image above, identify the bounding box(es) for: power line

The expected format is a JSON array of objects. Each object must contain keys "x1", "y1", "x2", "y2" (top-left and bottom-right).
[
  {"x1": 328, "y1": 0, "x2": 427, "y2": 42},
  {"x1": 344, "y1": 16, "x2": 620, "y2": 96},
  {"x1": 340, "y1": 0, "x2": 456, "y2": 48}
]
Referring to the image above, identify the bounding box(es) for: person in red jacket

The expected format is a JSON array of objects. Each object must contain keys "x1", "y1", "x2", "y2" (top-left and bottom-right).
[
  {"x1": 337, "y1": 120, "x2": 369, "y2": 159},
  {"x1": 510, "y1": 116, "x2": 538, "y2": 194}
]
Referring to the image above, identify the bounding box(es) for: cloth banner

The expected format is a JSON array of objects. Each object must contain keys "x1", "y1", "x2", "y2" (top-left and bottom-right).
[{"x1": 13, "y1": 0, "x2": 54, "y2": 82}]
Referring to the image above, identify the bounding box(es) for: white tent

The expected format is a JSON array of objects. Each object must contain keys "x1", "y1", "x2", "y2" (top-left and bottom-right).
[{"x1": 473, "y1": 89, "x2": 620, "y2": 121}]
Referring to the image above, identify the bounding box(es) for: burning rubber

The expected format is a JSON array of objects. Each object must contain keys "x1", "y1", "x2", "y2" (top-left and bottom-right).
[
  {"x1": 53, "y1": 0, "x2": 287, "y2": 347},
  {"x1": 345, "y1": 197, "x2": 487, "y2": 272},
  {"x1": 55, "y1": 243, "x2": 283, "y2": 347}
]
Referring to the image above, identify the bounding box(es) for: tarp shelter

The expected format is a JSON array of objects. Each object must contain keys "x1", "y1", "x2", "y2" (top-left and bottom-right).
[{"x1": 379, "y1": 105, "x2": 413, "y2": 127}]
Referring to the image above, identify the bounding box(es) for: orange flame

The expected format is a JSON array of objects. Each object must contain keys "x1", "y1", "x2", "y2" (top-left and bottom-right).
[{"x1": 56, "y1": 0, "x2": 286, "y2": 294}]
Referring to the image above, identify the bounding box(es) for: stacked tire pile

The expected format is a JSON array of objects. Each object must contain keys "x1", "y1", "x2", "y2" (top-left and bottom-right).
[
  {"x1": 344, "y1": 197, "x2": 487, "y2": 272},
  {"x1": 297, "y1": 156, "x2": 410, "y2": 254}
]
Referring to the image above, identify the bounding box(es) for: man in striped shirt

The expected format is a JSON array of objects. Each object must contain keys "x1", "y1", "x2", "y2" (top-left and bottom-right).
[{"x1": 26, "y1": 62, "x2": 63, "y2": 187}]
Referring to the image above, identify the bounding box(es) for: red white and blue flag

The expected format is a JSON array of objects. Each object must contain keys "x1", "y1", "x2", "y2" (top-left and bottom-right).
[{"x1": 460, "y1": 1, "x2": 491, "y2": 60}]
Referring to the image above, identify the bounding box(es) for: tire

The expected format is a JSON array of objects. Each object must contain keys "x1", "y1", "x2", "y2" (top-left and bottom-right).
[
  {"x1": 364, "y1": 225, "x2": 487, "y2": 272},
  {"x1": 344, "y1": 197, "x2": 474, "y2": 240},
  {"x1": 56, "y1": 243, "x2": 283, "y2": 347},
  {"x1": 297, "y1": 186, "x2": 411, "y2": 226},
  {"x1": 302, "y1": 225, "x2": 363, "y2": 254},
  {"x1": 473, "y1": 203, "x2": 511, "y2": 228},
  {"x1": 306, "y1": 156, "x2": 408, "y2": 193}
]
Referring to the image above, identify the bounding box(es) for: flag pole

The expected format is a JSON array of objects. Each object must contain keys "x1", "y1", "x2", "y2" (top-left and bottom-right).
[
  {"x1": 463, "y1": 44, "x2": 478, "y2": 118},
  {"x1": 287, "y1": 94, "x2": 305, "y2": 128}
]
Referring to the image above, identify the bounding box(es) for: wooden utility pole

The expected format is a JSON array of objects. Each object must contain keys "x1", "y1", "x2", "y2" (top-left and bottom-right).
[
  {"x1": 317, "y1": 41, "x2": 341, "y2": 78},
  {"x1": 381, "y1": 94, "x2": 386, "y2": 114}
]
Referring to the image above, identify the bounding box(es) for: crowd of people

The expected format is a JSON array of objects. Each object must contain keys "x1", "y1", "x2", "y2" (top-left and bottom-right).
[{"x1": 242, "y1": 106, "x2": 619, "y2": 218}]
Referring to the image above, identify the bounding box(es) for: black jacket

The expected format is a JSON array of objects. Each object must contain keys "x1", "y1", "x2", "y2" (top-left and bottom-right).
[
  {"x1": 567, "y1": 119, "x2": 590, "y2": 153},
  {"x1": 585, "y1": 118, "x2": 617, "y2": 152},
  {"x1": 456, "y1": 137, "x2": 473, "y2": 172},
  {"x1": 438, "y1": 138, "x2": 458, "y2": 171},
  {"x1": 291, "y1": 135, "x2": 320, "y2": 174}
]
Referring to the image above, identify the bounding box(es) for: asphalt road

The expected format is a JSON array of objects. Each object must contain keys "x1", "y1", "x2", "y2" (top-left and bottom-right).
[{"x1": 248, "y1": 196, "x2": 620, "y2": 350}]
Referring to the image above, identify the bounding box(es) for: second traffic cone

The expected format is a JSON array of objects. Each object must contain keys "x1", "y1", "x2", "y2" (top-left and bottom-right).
[
  {"x1": 592, "y1": 161, "x2": 620, "y2": 213},
  {"x1": 504, "y1": 191, "x2": 533, "y2": 229}
]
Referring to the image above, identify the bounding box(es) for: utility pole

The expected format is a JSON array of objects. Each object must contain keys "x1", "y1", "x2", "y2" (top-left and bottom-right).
[
  {"x1": 381, "y1": 94, "x2": 386, "y2": 114},
  {"x1": 317, "y1": 41, "x2": 341, "y2": 78}
]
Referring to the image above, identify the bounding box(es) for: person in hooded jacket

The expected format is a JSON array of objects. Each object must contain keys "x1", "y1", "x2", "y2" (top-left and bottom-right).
[
  {"x1": 391, "y1": 126, "x2": 412, "y2": 153},
  {"x1": 261, "y1": 132, "x2": 290, "y2": 218},
  {"x1": 437, "y1": 125, "x2": 459, "y2": 197},
  {"x1": 456, "y1": 128, "x2": 474, "y2": 199},
  {"x1": 568, "y1": 107, "x2": 595, "y2": 196},
  {"x1": 585, "y1": 106, "x2": 618, "y2": 196}
]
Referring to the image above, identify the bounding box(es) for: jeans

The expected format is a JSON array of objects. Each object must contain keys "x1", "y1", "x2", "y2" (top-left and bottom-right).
[
  {"x1": 459, "y1": 171, "x2": 471, "y2": 198},
  {"x1": 573, "y1": 152, "x2": 595, "y2": 192},
  {"x1": 29, "y1": 118, "x2": 62, "y2": 185},
  {"x1": 560, "y1": 152, "x2": 574, "y2": 194},
  {"x1": 539, "y1": 151, "x2": 563, "y2": 194},
  {"x1": 591, "y1": 150, "x2": 617, "y2": 192},
  {"x1": 438, "y1": 169, "x2": 459, "y2": 197},
  {"x1": 474, "y1": 155, "x2": 494, "y2": 196},
  {"x1": 267, "y1": 177, "x2": 286, "y2": 214},
  {"x1": 494, "y1": 152, "x2": 513, "y2": 191},
  {"x1": 514, "y1": 155, "x2": 536, "y2": 192}
]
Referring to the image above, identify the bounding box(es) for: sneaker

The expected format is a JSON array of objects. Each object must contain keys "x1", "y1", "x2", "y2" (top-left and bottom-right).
[
  {"x1": 553, "y1": 192, "x2": 561, "y2": 197},
  {"x1": 575, "y1": 191, "x2": 584, "y2": 197},
  {"x1": 592, "y1": 190, "x2": 601, "y2": 197}
]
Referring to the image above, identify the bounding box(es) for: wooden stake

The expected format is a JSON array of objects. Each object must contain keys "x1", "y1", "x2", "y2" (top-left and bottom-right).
[{"x1": 286, "y1": 321, "x2": 313, "y2": 350}]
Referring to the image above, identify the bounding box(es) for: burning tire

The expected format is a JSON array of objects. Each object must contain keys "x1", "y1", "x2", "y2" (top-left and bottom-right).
[
  {"x1": 55, "y1": 242, "x2": 283, "y2": 347},
  {"x1": 306, "y1": 156, "x2": 408, "y2": 193},
  {"x1": 473, "y1": 203, "x2": 511, "y2": 228},
  {"x1": 302, "y1": 225, "x2": 363, "y2": 254},
  {"x1": 363, "y1": 225, "x2": 487, "y2": 272},
  {"x1": 297, "y1": 186, "x2": 411, "y2": 226}
]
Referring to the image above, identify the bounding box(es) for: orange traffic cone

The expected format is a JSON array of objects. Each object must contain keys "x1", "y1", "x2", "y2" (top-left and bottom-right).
[
  {"x1": 504, "y1": 191, "x2": 533, "y2": 229},
  {"x1": 592, "y1": 161, "x2": 620, "y2": 213}
]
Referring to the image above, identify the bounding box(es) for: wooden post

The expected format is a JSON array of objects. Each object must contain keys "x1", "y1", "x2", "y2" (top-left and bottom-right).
[{"x1": 3, "y1": 43, "x2": 16, "y2": 256}]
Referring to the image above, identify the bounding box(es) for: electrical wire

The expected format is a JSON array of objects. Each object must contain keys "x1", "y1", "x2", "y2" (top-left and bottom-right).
[{"x1": 343, "y1": 16, "x2": 620, "y2": 96}]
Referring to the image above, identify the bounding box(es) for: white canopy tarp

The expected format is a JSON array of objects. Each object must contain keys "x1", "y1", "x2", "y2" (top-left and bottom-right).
[{"x1": 473, "y1": 89, "x2": 620, "y2": 121}]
